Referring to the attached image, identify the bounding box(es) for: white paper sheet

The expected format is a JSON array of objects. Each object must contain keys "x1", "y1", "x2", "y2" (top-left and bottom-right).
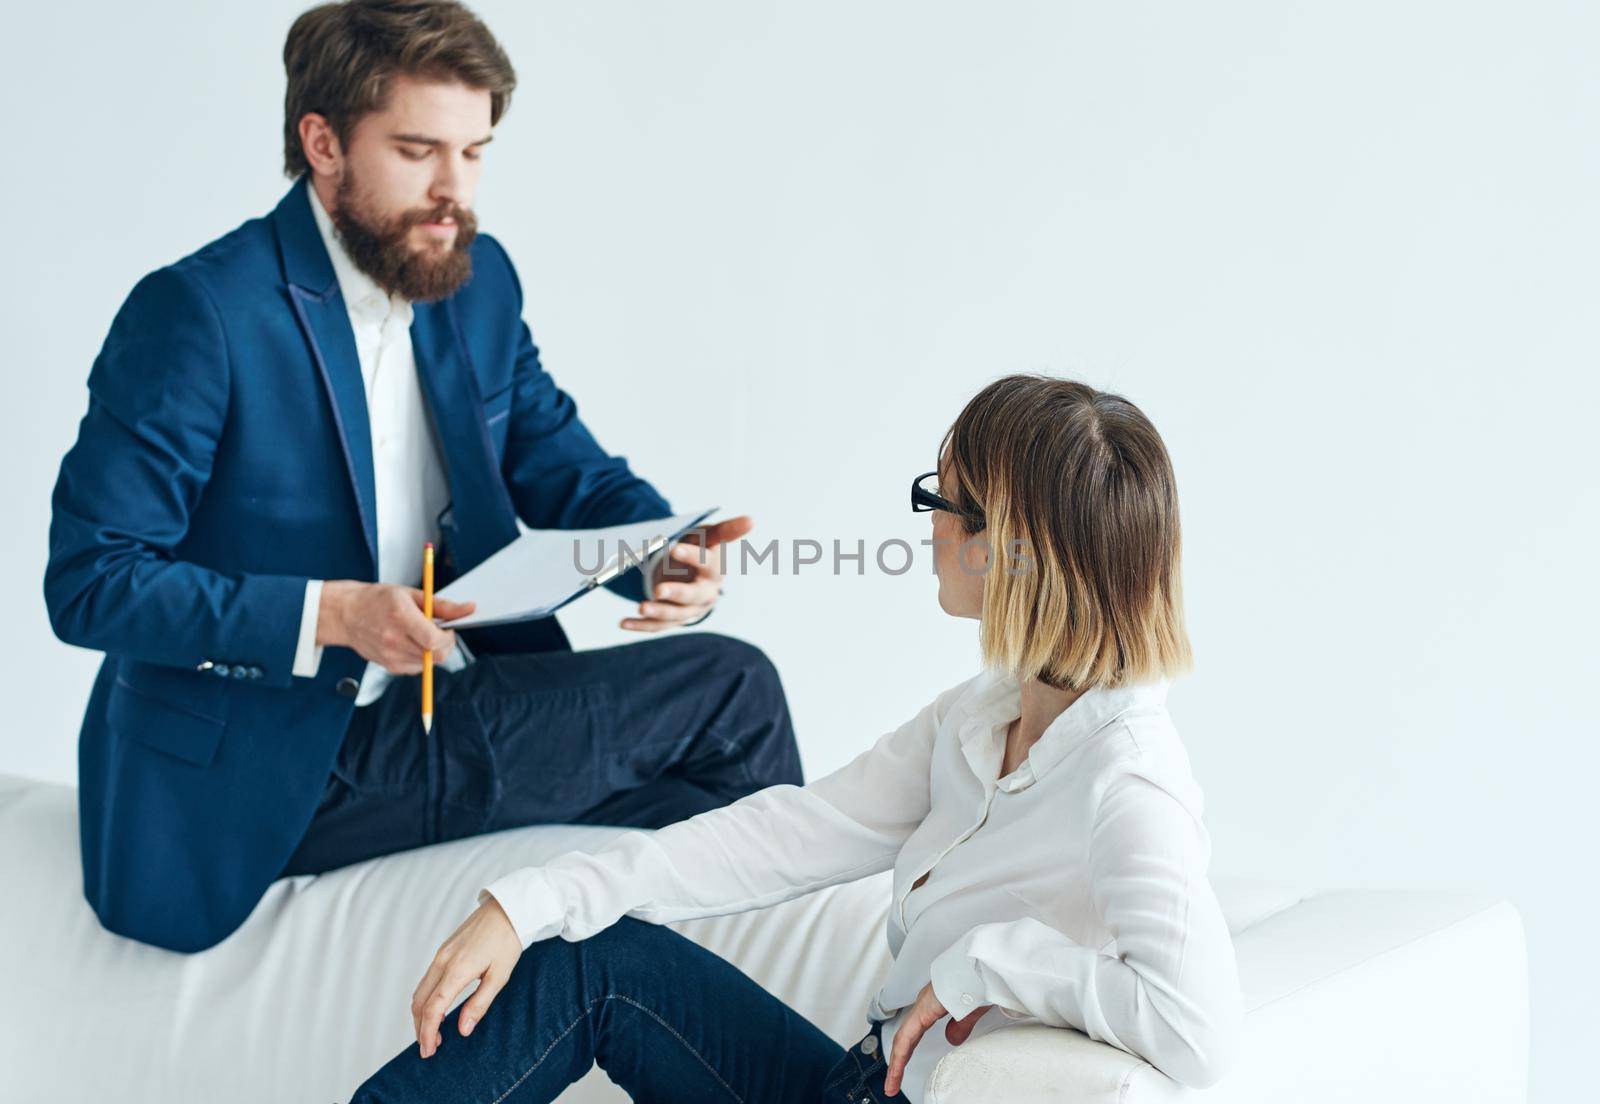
[{"x1": 434, "y1": 508, "x2": 717, "y2": 629}]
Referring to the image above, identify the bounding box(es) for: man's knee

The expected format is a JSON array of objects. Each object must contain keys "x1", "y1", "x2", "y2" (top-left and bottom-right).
[
  {"x1": 698, "y1": 635, "x2": 801, "y2": 785},
  {"x1": 653, "y1": 633, "x2": 801, "y2": 787},
  {"x1": 692, "y1": 633, "x2": 786, "y2": 702}
]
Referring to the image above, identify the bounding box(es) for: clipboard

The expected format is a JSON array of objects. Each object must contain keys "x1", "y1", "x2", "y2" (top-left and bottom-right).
[{"x1": 435, "y1": 507, "x2": 718, "y2": 629}]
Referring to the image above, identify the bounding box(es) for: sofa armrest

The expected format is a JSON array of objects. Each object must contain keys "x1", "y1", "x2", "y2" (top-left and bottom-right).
[
  {"x1": 923, "y1": 1024, "x2": 1187, "y2": 1104},
  {"x1": 923, "y1": 894, "x2": 1528, "y2": 1104}
]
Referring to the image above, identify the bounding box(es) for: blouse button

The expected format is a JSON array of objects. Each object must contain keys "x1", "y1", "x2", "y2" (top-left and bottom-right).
[{"x1": 961, "y1": 993, "x2": 975, "y2": 1005}]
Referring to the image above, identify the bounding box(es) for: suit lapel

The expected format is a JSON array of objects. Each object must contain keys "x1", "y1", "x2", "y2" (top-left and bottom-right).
[
  {"x1": 411, "y1": 297, "x2": 521, "y2": 573},
  {"x1": 272, "y1": 177, "x2": 380, "y2": 572}
]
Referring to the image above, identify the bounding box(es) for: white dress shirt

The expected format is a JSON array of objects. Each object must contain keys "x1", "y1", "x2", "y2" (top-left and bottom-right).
[
  {"x1": 289, "y1": 187, "x2": 666, "y2": 700},
  {"x1": 481, "y1": 668, "x2": 1244, "y2": 1099},
  {"x1": 291, "y1": 187, "x2": 459, "y2": 704}
]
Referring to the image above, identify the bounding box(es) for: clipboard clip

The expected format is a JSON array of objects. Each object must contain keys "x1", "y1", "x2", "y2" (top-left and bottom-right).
[{"x1": 582, "y1": 532, "x2": 674, "y2": 591}]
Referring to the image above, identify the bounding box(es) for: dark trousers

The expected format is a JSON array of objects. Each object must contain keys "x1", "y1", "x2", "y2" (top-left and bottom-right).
[
  {"x1": 348, "y1": 918, "x2": 908, "y2": 1104},
  {"x1": 280, "y1": 633, "x2": 802, "y2": 877}
]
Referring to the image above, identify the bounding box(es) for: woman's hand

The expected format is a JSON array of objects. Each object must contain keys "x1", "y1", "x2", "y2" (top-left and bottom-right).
[
  {"x1": 410, "y1": 897, "x2": 523, "y2": 1059},
  {"x1": 882, "y1": 983, "x2": 992, "y2": 1096}
]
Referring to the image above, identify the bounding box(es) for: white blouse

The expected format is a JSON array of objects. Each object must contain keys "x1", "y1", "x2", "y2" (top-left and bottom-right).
[{"x1": 480, "y1": 669, "x2": 1243, "y2": 1100}]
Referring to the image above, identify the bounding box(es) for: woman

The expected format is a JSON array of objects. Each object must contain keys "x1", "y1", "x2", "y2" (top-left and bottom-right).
[{"x1": 351, "y1": 375, "x2": 1243, "y2": 1103}]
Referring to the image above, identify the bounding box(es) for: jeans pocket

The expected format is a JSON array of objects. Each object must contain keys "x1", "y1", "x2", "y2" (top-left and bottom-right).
[
  {"x1": 821, "y1": 1024, "x2": 901, "y2": 1104},
  {"x1": 821, "y1": 1050, "x2": 859, "y2": 1098}
]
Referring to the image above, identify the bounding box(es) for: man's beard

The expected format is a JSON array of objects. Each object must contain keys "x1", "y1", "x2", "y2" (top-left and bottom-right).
[{"x1": 329, "y1": 172, "x2": 478, "y2": 302}]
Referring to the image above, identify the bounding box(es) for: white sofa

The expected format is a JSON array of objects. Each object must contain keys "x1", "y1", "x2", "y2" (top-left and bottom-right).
[{"x1": 0, "y1": 772, "x2": 1528, "y2": 1103}]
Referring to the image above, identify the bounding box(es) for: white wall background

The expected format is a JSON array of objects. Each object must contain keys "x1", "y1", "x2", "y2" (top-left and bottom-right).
[{"x1": 3, "y1": 1, "x2": 1595, "y2": 1098}]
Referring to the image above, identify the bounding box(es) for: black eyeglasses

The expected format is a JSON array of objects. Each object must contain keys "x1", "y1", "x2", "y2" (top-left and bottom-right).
[{"x1": 911, "y1": 471, "x2": 985, "y2": 529}]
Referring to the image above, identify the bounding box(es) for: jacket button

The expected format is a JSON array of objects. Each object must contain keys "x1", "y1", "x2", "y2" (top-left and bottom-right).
[
  {"x1": 214, "y1": 663, "x2": 232, "y2": 678},
  {"x1": 248, "y1": 666, "x2": 263, "y2": 679},
  {"x1": 336, "y1": 677, "x2": 360, "y2": 698}
]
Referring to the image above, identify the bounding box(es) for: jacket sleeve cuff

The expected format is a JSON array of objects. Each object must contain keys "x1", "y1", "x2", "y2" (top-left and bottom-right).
[
  {"x1": 292, "y1": 580, "x2": 325, "y2": 679},
  {"x1": 440, "y1": 634, "x2": 473, "y2": 673}
]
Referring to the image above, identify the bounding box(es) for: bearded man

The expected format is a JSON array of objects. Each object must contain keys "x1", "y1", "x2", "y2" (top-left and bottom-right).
[{"x1": 45, "y1": 0, "x2": 801, "y2": 954}]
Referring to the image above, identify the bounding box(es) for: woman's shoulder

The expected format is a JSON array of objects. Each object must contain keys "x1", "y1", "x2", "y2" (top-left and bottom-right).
[
  {"x1": 1089, "y1": 703, "x2": 1208, "y2": 819},
  {"x1": 927, "y1": 666, "x2": 1016, "y2": 726}
]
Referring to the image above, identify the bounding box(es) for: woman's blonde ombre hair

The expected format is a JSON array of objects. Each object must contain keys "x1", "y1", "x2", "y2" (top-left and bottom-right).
[{"x1": 940, "y1": 375, "x2": 1192, "y2": 689}]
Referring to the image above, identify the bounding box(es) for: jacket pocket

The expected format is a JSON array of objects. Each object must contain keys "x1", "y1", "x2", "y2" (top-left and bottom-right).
[
  {"x1": 481, "y1": 381, "x2": 514, "y2": 426},
  {"x1": 109, "y1": 662, "x2": 228, "y2": 767},
  {"x1": 481, "y1": 382, "x2": 514, "y2": 458}
]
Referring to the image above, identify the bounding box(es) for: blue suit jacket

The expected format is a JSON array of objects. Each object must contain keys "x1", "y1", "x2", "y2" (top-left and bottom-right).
[{"x1": 45, "y1": 176, "x2": 671, "y2": 952}]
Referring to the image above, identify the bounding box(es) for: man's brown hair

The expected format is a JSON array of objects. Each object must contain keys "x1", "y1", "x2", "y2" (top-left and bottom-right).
[
  {"x1": 282, "y1": 0, "x2": 516, "y2": 178},
  {"x1": 940, "y1": 375, "x2": 1193, "y2": 689}
]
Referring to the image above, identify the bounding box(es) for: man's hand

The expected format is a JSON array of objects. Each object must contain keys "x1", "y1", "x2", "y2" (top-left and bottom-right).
[
  {"x1": 882, "y1": 982, "x2": 992, "y2": 1097},
  {"x1": 411, "y1": 896, "x2": 523, "y2": 1059},
  {"x1": 317, "y1": 580, "x2": 477, "y2": 674},
  {"x1": 621, "y1": 515, "x2": 753, "y2": 633}
]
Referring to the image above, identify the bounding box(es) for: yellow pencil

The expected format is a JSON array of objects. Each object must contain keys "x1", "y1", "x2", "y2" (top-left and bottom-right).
[{"x1": 422, "y1": 541, "x2": 434, "y2": 734}]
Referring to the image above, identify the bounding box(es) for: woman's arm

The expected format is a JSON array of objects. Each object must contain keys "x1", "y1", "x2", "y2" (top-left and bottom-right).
[
  {"x1": 920, "y1": 758, "x2": 1243, "y2": 1089},
  {"x1": 484, "y1": 677, "x2": 963, "y2": 944},
  {"x1": 409, "y1": 675, "x2": 977, "y2": 1057}
]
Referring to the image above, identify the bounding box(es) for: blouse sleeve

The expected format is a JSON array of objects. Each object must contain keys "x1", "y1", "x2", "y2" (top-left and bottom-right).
[
  {"x1": 479, "y1": 676, "x2": 977, "y2": 948},
  {"x1": 926, "y1": 754, "x2": 1244, "y2": 1089}
]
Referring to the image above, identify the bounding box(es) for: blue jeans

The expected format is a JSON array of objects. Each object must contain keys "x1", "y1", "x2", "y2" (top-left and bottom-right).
[{"x1": 349, "y1": 918, "x2": 909, "y2": 1104}]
